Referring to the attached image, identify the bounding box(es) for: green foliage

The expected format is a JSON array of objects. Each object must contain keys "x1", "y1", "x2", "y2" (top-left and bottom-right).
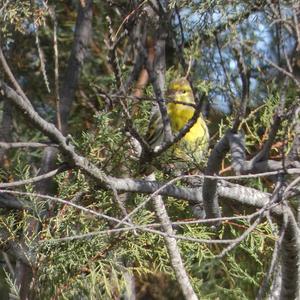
[
  {"x1": 1, "y1": 0, "x2": 298, "y2": 299},
  {"x1": 33, "y1": 199, "x2": 275, "y2": 299},
  {"x1": 32, "y1": 155, "x2": 276, "y2": 298},
  {"x1": 3, "y1": 269, "x2": 19, "y2": 299},
  {"x1": 0, "y1": 0, "x2": 32, "y2": 35},
  {"x1": 79, "y1": 111, "x2": 135, "y2": 175}
]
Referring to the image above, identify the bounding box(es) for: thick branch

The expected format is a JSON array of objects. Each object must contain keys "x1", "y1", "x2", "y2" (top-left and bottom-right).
[
  {"x1": 59, "y1": 0, "x2": 93, "y2": 134},
  {"x1": 0, "y1": 193, "x2": 28, "y2": 209},
  {"x1": 152, "y1": 194, "x2": 198, "y2": 300},
  {"x1": 0, "y1": 99, "x2": 13, "y2": 164},
  {"x1": 202, "y1": 132, "x2": 230, "y2": 221},
  {"x1": 279, "y1": 207, "x2": 300, "y2": 299},
  {"x1": 0, "y1": 229, "x2": 31, "y2": 265}
]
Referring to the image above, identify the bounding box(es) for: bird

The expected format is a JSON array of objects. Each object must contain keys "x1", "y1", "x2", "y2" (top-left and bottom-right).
[{"x1": 146, "y1": 77, "x2": 209, "y2": 164}]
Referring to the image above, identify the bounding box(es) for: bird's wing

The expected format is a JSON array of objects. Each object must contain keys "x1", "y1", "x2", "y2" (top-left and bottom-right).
[{"x1": 146, "y1": 104, "x2": 165, "y2": 149}]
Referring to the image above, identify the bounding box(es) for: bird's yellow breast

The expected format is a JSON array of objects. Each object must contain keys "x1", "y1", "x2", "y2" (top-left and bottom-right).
[{"x1": 167, "y1": 103, "x2": 207, "y2": 145}]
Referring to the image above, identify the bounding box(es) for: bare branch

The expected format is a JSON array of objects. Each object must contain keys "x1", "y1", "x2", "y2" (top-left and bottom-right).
[
  {"x1": 256, "y1": 218, "x2": 285, "y2": 300},
  {"x1": 216, "y1": 213, "x2": 263, "y2": 258},
  {"x1": 0, "y1": 193, "x2": 28, "y2": 209},
  {"x1": 0, "y1": 164, "x2": 69, "y2": 189},
  {"x1": 202, "y1": 131, "x2": 230, "y2": 222},
  {"x1": 0, "y1": 142, "x2": 57, "y2": 149},
  {"x1": 34, "y1": 23, "x2": 51, "y2": 93},
  {"x1": 0, "y1": 189, "x2": 133, "y2": 228},
  {"x1": 49, "y1": 6, "x2": 62, "y2": 131},
  {"x1": 232, "y1": 45, "x2": 250, "y2": 132},
  {"x1": 152, "y1": 193, "x2": 198, "y2": 300},
  {"x1": 58, "y1": 0, "x2": 93, "y2": 134},
  {"x1": 241, "y1": 41, "x2": 300, "y2": 87},
  {"x1": 42, "y1": 212, "x2": 262, "y2": 244},
  {"x1": 279, "y1": 206, "x2": 300, "y2": 299}
]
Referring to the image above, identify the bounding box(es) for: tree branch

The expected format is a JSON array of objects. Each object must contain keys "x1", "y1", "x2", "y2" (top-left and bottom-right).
[
  {"x1": 152, "y1": 194, "x2": 198, "y2": 300},
  {"x1": 59, "y1": 0, "x2": 93, "y2": 134}
]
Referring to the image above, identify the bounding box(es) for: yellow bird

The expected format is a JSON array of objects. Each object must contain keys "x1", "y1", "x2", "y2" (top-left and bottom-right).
[{"x1": 146, "y1": 78, "x2": 209, "y2": 162}]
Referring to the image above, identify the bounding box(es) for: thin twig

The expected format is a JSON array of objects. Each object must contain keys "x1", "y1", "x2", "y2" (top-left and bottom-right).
[
  {"x1": 34, "y1": 24, "x2": 51, "y2": 93},
  {"x1": 217, "y1": 174, "x2": 289, "y2": 258},
  {"x1": 0, "y1": 189, "x2": 133, "y2": 228},
  {"x1": 232, "y1": 45, "x2": 250, "y2": 132},
  {"x1": 241, "y1": 41, "x2": 300, "y2": 86},
  {"x1": 111, "y1": 188, "x2": 137, "y2": 235},
  {"x1": 47, "y1": 211, "x2": 265, "y2": 242},
  {"x1": 216, "y1": 213, "x2": 263, "y2": 258},
  {"x1": 0, "y1": 142, "x2": 57, "y2": 149},
  {"x1": 0, "y1": 190, "x2": 237, "y2": 248},
  {"x1": 0, "y1": 164, "x2": 69, "y2": 188},
  {"x1": 50, "y1": 7, "x2": 62, "y2": 131}
]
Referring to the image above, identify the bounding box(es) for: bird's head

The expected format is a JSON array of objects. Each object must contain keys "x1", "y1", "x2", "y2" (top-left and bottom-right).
[{"x1": 167, "y1": 78, "x2": 195, "y2": 105}]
